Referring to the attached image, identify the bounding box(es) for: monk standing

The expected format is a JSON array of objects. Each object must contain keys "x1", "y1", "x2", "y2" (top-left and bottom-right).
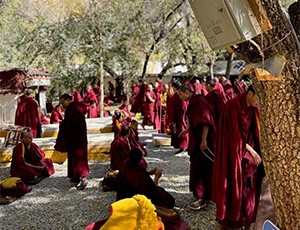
[
  {"x1": 10, "y1": 132, "x2": 54, "y2": 184},
  {"x1": 169, "y1": 80, "x2": 189, "y2": 154},
  {"x1": 212, "y1": 83, "x2": 264, "y2": 229},
  {"x1": 178, "y1": 84, "x2": 215, "y2": 210},
  {"x1": 83, "y1": 83, "x2": 98, "y2": 118},
  {"x1": 71, "y1": 87, "x2": 83, "y2": 102},
  {"x1": 141, "y1": 84, "x2": 156, "y2": 129},
  {"x1": 50, "y1": 104, "x2": 64, "y2": 124},
  {"x1": 54, "y1": 94, "x2": 89, "y2": 190},
  {"x1": 15, "y1": 89, "x2": 41, "y2": 138},
  {"x1": 204, "y1": 78, "x2": 225, "y2": 124}
]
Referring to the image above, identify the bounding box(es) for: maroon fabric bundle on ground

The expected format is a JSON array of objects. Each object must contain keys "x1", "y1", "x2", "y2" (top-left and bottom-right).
[{"x1": 0, "y1": 179, "x2": 32, "y2": 205}]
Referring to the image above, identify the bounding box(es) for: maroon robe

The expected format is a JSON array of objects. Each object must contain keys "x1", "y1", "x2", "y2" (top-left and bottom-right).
[
  {"x1": 112, "y1": 116, "x2": 122, "y2": 138},
  {"x1": 215, "y1": 82, "x2": 227, "y2": 102},
  {"x1": 55, "y1": 102, "x2": 89, "y2": 180},
  {"x1": 165, "y1": 94, "x2": 173, "y2": 133},
  {"x1": 223, "y1": 80, "x2": 236, "y2": 101},
  {"x1": 193, "y1": 81, "x2": 208, "y2": 96},
  {"x1": 131, "y1": 83, "x2": 147, "y2": 114},
  {"x1": 129, "y1": 127, "x2": 147, "y2": 157},
  {"x1": 186, "y1": 94, "x2": 215, "y2": 200},
  {"x1": 153, "y1": 89, "x2": 161, "y2": 131},
  {"x1": 0, "y1": 179, "x2": 31, "y2": 204},
  {"x1": 129, "y1": 85, "x2": 140, "y2": 106},
  {"x1": 119, "y1": 104, "x2": 133, "y2": 119},
  {"x1": 10, "y1": 143, "x2": 55, "y2": 184},
  {"x1": 233, "y1": 80, "x2": 246, "y2": 96},
  {"x1": 72, "y1": 90, "x2": 83, "y2": 102},
  {"x1": 169, "y1": 93, "x2": 189, "y2": 149},
  {"x1": 15, "y1": 97, "x2": 41, "y2": 138},
  {"x1": 84, "y1": 89, "x2": 98, "y2": 118},
  {"x1": 110, "y1": 135, "x2": 147, "y2": 170},
  {"x1": 142, "y1": 90, "x2": 156, "y2": 126},
  {"x1": 92, "y1": 85, "x2": 101, "y2": 102},
  {"x1": 193, "y1": 81, "x2": 201, "y2": 95},
  {"x1": 205, "y1": 89, "x2": 225, "y2": 124},
  {"x1": 117, "y1": 159, "x2": 175, "y2": 209},
  {"x1": 212, "y1": 93, "x2": 264, "y2": 228},
  {"x1": 50, "y1": 106, "x2": 64, "y2": 124}
]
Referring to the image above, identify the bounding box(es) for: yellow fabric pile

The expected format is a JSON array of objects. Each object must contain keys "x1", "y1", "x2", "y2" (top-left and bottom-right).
[{"x1": 100, "y1": 194, "x2": 164, "y2": 230}]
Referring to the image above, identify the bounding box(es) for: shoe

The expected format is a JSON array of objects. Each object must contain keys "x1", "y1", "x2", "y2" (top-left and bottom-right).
[
  {"x1": 175, "y1": 151, "x2": 188, "y2": 157},
  {"x1": 69, "y1": 178, "x2": 80, "y2": 183},
  {"x1": 188, "y1": 199, "x2": 206, "y2": 210},
  {"x1": 76, "y1": 177, "x2": 88, "y2": 190},
  {"x1": 175, "y1": 148, "x2": 186, "y2": 154}
]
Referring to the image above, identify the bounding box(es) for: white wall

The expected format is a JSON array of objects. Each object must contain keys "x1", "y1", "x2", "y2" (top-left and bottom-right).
[{"x1": 0, "y1": 94, "x2": 18, "y2": 125}]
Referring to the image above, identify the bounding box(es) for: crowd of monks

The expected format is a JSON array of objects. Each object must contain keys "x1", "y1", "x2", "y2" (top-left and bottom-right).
[
  {"x1": 108, "y1": 74, "x2": 265, "y2": 230},
  {"x1": 3, "y1": 74, "x2": 265, "y2": 229}
]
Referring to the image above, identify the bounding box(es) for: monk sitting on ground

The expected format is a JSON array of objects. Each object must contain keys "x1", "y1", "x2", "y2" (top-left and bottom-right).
[
  {"x1": 117, "y1": 147, "x2": 175, "y2": 209},
  {"x1": 10, "y1": 132, "x2": 55, "y2": 185},
  {"x1": 129, "y1": 119, "x2": 147, "y2": 156}
]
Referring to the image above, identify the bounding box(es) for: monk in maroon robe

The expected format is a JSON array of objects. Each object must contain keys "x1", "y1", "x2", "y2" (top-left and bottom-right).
[
  {"x1": 131, "y1": 80, "x2": 147, "y2": 114},
  {"x1": 142, "y1": 84, "x2": 156, "y2": 129},
  {"x1": 71, "y1": 88, "x2": 83, "y2": 102},
  {"x1": 117, "y1": 147, "x2": 175, "y2": 209},
  {"x1": 111, "y1": 110, "x2": 126, "y2": 138},
  {"x1": 10, "y1": 132, "x2": 54, "y2": 184},
  {"x1": 55, "y1": 94, "x2": 89, "y2": 190},
  {"x1": 129, "y1": 82, "x2": 140, "y2": 106},
  {"x1": 84, "y1": 84, "x2": 98, "y2": 118},
  {"x1": 119, "y1": 98, "x2": 133, "y2": 120},
  {"x1": 153, "y1": 81, "x2": 162, "y2": 131},
  {"x1": 215, "y1": 81, "x2": 227, "y2": 102},
  {"x1": 110, "y1": 124, "x2": 147, "y2": 170},
  {"x1": 169, "y1": 81, "x2": 189, "y2": 153},
  {"x1": 212, "y1": 85, "x2": 264, "y2": 229},
  {"x1": 205, "y1": 78, "x2": 225, "y2": 124},
  {"x1": 15, "y1": 90, "x2": 41, "y2": 138},
  {"x1": 50, "y1": 104, "x2": 64, "y2": 124},
  {"x1": 158, "y1": 84, "x2": 168, "y2": 133},
  {"x1": 129, "y1": 119, "x2": 147, "y2": 156},
  {"x1": 178, "y1": 84, "x2": 215, "y2": 210},
  {"x1": 165, "y1": 83, "x2": 175, "y2": 134},
  {"x1": 230, "y1": 76, "x2": 246, "y2": 97}
]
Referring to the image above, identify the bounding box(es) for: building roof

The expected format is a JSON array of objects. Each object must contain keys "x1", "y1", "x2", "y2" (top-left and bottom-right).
[{"x1": 0, "y1": 67, "x2": 26, "y2": 94}]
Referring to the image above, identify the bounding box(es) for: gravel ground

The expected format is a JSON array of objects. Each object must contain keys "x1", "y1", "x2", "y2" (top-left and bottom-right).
[{"x1": 0, "y1": 128, "x2": 216, "y2": 230}]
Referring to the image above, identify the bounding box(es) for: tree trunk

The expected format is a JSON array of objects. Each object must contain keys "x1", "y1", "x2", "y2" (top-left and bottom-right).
[
  {"x1": 238, "y1": 1, "x2": 300, "y2": 229},
  {"x1": 225, "y1": 52, "x2": 234, "y2": 79},
  {"x1": 99, "y1": 60, "x2": 104, "y2": 118}
]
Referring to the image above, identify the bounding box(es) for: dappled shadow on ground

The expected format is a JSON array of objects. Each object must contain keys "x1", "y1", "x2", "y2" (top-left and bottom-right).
[{"x1": 0, "y1": 128, "x2": 218, "y2": 229}]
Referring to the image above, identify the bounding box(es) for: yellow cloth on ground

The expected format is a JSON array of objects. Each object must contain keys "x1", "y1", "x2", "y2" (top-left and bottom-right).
[
  {"x1": 100, "y1": 194, "x2": 161, "y2": 230},
  {"x1": 0, "y1": 177, "x2": 21, "y2": 189}
]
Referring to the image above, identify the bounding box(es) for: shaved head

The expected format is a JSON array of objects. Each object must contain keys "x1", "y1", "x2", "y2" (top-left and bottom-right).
[{"x1": 22, "y1": 131, "x2": 33, "y2": 146}]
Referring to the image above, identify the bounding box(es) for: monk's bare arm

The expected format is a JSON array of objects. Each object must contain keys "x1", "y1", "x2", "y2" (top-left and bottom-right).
[
  {"x1": 179, "y1": 122, "x2": 189, "y2": 137},
  {"x1": 200, "y1": 126, "x2": 209, "y2": 150},
  {"x1": 246, "y1": 143, "x2": 262, "y2": 165}
]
